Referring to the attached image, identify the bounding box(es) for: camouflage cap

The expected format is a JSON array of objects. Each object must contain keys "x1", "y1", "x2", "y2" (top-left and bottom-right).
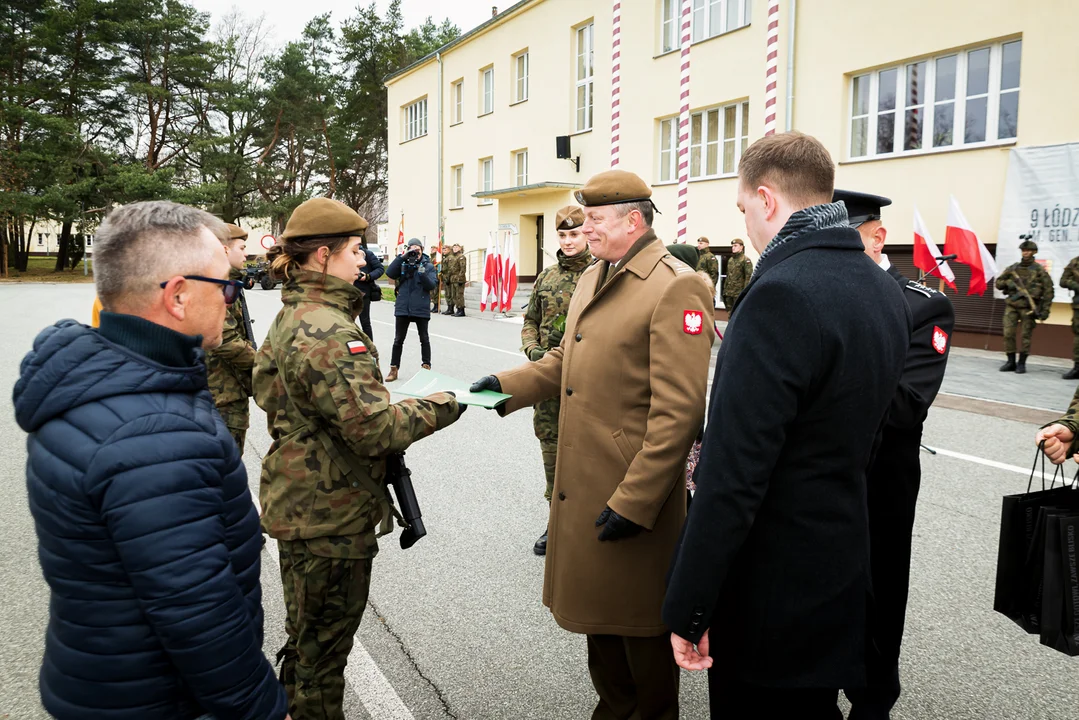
[
  {"x1": 573, "y1": 170, "x2": 653, "y2": 208},
  {"x1": 1020, "y1": 239, "x2": 1038, "y2": 252},
  {"x1": 555, "y1": 205, "x2": 585, "y2": 230},
  {"x1": 225, "y1": 223, "x2": 248, "y2": 241},
  {"x1": 280, "y1": 197, "x2": 368, "y2": 241}
]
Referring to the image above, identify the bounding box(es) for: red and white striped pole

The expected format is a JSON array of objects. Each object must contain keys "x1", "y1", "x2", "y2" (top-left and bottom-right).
[
  {"x1": 764, "y1": 0, "x2": 780, "y2": 136},
  {"x1": 610, "y1": 1, "x2": 621, "y2": 166},
  {"x1": 675, "y1": 0, "x2": 692, "y2": 242}
]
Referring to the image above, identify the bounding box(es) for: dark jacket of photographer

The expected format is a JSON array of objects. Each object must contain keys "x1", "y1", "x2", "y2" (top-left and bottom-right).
[
  {"x1": 387, "y1": 250, "x2": 438, "y2": 319},
  {"x1": 353, "y1": 247, "x2": 385, "y2": 302}
]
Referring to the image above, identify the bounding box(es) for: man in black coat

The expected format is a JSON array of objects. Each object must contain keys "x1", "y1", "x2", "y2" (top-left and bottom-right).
[
  {"x1": 662, "y1": 133, "x2": 911, "y2": 718},
  {"x1": 835, "y1": 190, "x2": 955, "y2": 719},
  {"x1": 353, "y1": 243, "x2": 385, "y2": 339}
]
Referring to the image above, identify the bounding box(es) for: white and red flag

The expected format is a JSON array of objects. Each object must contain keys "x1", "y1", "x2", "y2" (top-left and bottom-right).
[
  {"x1": 396, "y1": 213, "x2": 405, "y2": 255},
  {"x1": 500, "y1": 233, "x2": 518, "y2": 313},
  {"x1": 944, "y1": 195, "x2": 998, "y2": 295},
  {"x1": 912, "y1": 206, "x2": 956, "y2": 290},
  {"x1": 479, "y1": 232, "x2": 500, "y2": 312}
]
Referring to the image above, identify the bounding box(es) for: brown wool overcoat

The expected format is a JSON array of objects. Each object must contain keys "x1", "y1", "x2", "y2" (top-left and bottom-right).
[{"x1": 497, "y1": 232, "x2": 714, "y2": 636}]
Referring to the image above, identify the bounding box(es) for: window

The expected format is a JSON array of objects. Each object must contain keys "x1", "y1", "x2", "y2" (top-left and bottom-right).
[
  {"x1": 86, "y1": 236, "x2": 93, "y2": 247},
  {"x1": 452, "y1": 81, "x2": 463, "y2": 124},
  {"x1": 481, "y1": 67, "x2": 494, "y2": 115},
  {"x1": 662, "y1": 0, "x2": 678, "y2": 53},
  {"x1": 514, "y1": 51, "x2": 529, "y2": 103},
  {"x1": 849, "y1": 39, "x2": 1021, "y2": 159},
  {"x1": 688, "y1": 101, "x2": 749, "y2": 179},
  {"x1": 403, "y1": 97, "x2": 428, "y2": 141},
  {"x1": 515, "y1": 150, "x2": 528, "y2": 186},
  {"x1": 575, "y1": 23, "x2": 594, "y2": 132},
  {"x1": 689, "y1": 0, "x2": 750, "y2": 44},
  {"x1": 659, "y1": 117, "x2": 678, "y2": 183},
  {"x1": 479, "y1": 157, "x2": 493, "y2": 204},
  {"x1": 38, "y1": 233, "x2": 44, "y2": 246},
  {"x1": 451, "y1": 165, "x2": 463, "y2": 208}
]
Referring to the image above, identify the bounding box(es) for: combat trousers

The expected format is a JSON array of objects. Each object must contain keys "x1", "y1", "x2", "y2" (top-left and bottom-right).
[
  {"x1": 586, "y1": 633, "x2": 679, "y2": 720},
  {"x1": 722, "y1": 295, "x2": 738, "y2": 312},
  {"x1": 449, "y1": 282, "x2": 465, "y2": 308},
  {"x1": 1002, "y1": 305, "x2": 1036, "y2": 354},
  {"x1": 278, "y1": 540, "x2": 373, "y2": 720},
  {"x1": 539, "y1": 438, "x2": 558, "y2": 502},
  {"x1": 1072, "y1": 307, "x2": 1079, "y2": 362}
]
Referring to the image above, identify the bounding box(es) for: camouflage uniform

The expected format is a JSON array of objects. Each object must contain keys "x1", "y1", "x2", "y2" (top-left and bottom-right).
[
  {"x1": 442, "y1": 249, "x2": 467, "y2": 308},
  {"x1": 723, "y1": 250, "x2": 754, "y2": 310},
  {"x1": 995, "y1": 257, "x2": 1054, "y2": 354},
  {"x1": 206, "y1": 266, "x2": 255, "y2": 452},
  {"x1": 254, "y1": 269, "x2": 460, "y2": 720},
  {"x1": 521, "y1": 248, "x2": 593, "y2": 500},
  {"x1": 1060, "y1": 256, "x2": 1079, "y2": 363},
  {"x1": 697, "y1": 249, "x2": 719, "y2": 288},
  {"x1": 1047, "y1": 384, "x2": 1079, "y2": 456}
]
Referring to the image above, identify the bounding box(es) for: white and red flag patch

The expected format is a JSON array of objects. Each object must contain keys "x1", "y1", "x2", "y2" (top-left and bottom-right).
[
  {"x1": 683, "y1": 310, "x2": 703, "y2": 335},
  {"x1": 347, "y1": 340, "x2": 367, "y2": 355},
  {"x1": 932, "y1": 326, "x2": 949, "y2": 355}
]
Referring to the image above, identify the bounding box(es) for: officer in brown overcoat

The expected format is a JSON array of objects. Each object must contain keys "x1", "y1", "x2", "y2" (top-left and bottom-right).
[{"x1": 472, "y1": 170, "x2": 715, "y2": 719}]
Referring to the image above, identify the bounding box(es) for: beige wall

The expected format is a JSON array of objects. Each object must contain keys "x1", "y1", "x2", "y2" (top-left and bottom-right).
[{"x1": 388, "y1": 0, "x2": 1079, "y2": 315}]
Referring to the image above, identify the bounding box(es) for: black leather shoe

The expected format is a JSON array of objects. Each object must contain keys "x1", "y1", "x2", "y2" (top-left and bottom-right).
[
  {"x1": 1000, "y1": 353, "x2": 1017, "y2": 372},
  {"x1": 442, "y1": 305, "x2": 455, "y2": 315},
  {"x1": 1016, "y1": 353, "x2": 1028, "y2": 374},
  {"x1": 1064, "y1": 364, "x2": 1079, "y2": 380},
  {"x1": 454, "y1": 308, "x2": 466, "y2": 317},
  {"x1": 533, "y1": 528, "x2": 548, "y2": 556}
]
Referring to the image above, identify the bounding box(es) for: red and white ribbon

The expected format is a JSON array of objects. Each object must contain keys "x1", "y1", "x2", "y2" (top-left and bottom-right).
[
  {"x1": 675, "y1": 0, "x2": 692, "y2": 242},
  {"x1": 764, "y1": 0, "x2": 780, "y2": 136},
  {"x1": 610, "y1": 1, "x2": 621, "y2": 166}
]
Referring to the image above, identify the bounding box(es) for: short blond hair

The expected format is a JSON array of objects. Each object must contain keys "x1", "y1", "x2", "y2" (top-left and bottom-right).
[{"x1": 738, "y1": 132, "x2": 835, "y2": 208}]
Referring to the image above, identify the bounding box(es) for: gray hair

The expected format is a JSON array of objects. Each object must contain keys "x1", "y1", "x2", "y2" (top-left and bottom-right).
[
  {"x1": 614, "y1": 200, "x2": 654, "y2": 228},
  {"x1": 94, "y1": 201, "x2": 227, "y2": 311}
]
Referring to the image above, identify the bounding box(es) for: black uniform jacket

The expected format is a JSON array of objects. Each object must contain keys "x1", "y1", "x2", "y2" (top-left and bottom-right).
[{"x1": 662, "y1": 226, "x2": 912, "y2": 689}]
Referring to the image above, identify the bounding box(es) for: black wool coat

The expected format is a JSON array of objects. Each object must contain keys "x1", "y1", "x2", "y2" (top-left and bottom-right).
[{"x1": 663, "y1": 225, "x2": 912, "y2": 689}]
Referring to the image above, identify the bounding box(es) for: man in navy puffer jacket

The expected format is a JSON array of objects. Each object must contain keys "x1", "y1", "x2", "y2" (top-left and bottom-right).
[{"x1": 13, "y1": 201, "x2": 288, "y2": 720}]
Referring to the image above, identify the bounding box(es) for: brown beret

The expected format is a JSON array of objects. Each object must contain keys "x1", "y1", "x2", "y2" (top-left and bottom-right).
[
  {"x1": 731, "y1": 238, "x2": 745, "y2": 246},
  {"x1": 573, "y1": 170, "x2": 652, "y2": 208},
  {"x1": 225, "y1": 223, "x2": 248, "y2": 241},
  {"x1": 555, "y1": 205, "x2": 585, "y2": 230},
  {"x1": 696, "y1": 236, "x2": 710, "y2": 244},
  {"x1": 280, "y1": 197, "x2": 368, "y2": 241}
]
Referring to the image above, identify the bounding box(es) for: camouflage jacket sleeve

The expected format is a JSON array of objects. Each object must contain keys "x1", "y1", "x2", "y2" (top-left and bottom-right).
[
  {"x1": 1049, "y1": 385, "x2": 1079, "y2": 456},
  {"x1": 212, "y1": 305, "x2": 255, "y2": 371},
  {"x1": 303, "y1": 332, "x2": 460, "y2": 457},
  {"x1": 1062, "y1": 260, "x2": 1079, "y2": 291},
  {"x1": 521, "y1": 267, "x2": 548, "y2": 357},
  {"x1": 995, "y1": 269, "x2": 1014, "y2": 292},
  {"x1": 1036, "y1": 266, "x2": 1055, "y2": 313}
]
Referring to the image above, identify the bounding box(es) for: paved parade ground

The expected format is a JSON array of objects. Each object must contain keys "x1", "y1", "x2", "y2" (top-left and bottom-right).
[{"x1": 3, "y1": 283, "x2": 1079, "y2": 719}]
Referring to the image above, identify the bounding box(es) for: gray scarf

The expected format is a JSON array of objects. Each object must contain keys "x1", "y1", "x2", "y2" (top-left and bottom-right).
[{"x1": 751, "y1": 202, "x2": 849, "y2": 280}]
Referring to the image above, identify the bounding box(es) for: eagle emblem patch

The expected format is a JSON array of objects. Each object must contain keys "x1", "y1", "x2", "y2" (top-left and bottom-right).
[
  {"x1": 932, "y1": 326, "x2": 948, "y2": 355},
  {"x1": 684, "y1": 311, "x2": 703, "y2": 335}
]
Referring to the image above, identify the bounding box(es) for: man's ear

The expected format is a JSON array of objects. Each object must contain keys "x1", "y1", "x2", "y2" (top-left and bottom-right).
[
  {"x1": 160, "y1": 276, "x2": 189, "y2": 322},
  {"x1": 874, "y1": 224, "x2": 888, "y2": 254},
  {"x1": 758, "y1": 186, "x2": 778, "y2": 222}
]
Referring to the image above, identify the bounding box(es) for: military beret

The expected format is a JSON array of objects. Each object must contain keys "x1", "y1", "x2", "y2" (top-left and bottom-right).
[
  {"x1": 225, "y1": 223, "x2": 248, "y2": 241},
  {"x1": 832, "y1": 189, "x2": 892, "y2": 227},
  {"x1": 666, "y1": 243, "x2": 699, "y2": 268},
  {"x1": 573, "y1": 170, "x2": 655, "y2": 209},
  {"x1": 555, "y1": 205, "x2": 585, "y2": 230},
  {"x1": 280, "y1": 197, "x2": 368, "y2": 241},
  {"x1": 731, "y1": 238, "x2": 745, "y2": 246},
  {"x1": 696, "y1": 236, "x2": 710, "y2": 244},
  {"x1": 1020, "y1": 239, "x2": 1038, "y2": 252}
]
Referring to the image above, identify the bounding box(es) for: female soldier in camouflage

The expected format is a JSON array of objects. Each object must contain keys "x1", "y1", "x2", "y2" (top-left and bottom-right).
[{"x1": 254, "y1": 197, "x2": 463, "y2": 720}]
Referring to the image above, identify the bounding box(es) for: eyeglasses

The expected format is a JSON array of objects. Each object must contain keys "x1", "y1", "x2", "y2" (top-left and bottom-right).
[{"x1": 159, "y1": 275, "x2": 244, "y2": 305}]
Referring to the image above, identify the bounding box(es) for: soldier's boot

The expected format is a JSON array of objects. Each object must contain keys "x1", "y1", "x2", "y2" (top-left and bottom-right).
[
  {"x1": 1064, "y1": 364, "x2": 1079, "y2": 380},
  {"x1": 386, "y1": 366, "x2": 399, "y2": 382},
  {"x1": 454, "y1": 307, "x2": 466, "y2": 317},
  {"x1": 421, "y1": 364, "x2": 431, "y2": 371},
  {"x1": 1016, "y1": 353, "x2": 1029, "y2": 374},
  {"x1": 999, "y1": 353, "x2": 1017, "y2": 372},
  {"x1": 442, "y1": 305, "x2": 455, "y2": 315},
  {"x1": 533, "y1": 526, "x2": 548, "y2": 556}
]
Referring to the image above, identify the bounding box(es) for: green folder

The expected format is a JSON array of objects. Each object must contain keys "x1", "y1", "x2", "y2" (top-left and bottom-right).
[{"x1": 393, "y1": 369, "x2": 511, "y2": 408}]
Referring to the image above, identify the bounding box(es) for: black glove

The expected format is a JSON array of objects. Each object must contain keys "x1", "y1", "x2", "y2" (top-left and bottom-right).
[
  {"x1": 445, "y1": 391, "x2": 468, "y2": 419},
  {"x1": 547, "y1": 329, "x2": 565, "y2": 348},
  {"x1": 596, "y1": 506, "x2": 644, "y2": 542},
  {"x1": 470, "y1": 375, "x2": 502, "y2": 394}
]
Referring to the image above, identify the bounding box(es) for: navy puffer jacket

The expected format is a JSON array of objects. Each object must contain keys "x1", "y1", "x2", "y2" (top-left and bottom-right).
[
  {"x1": 387, "y1": 251, "x2": 438, "y2": 318},
  {"x1": 13, "y1": 319, "x2": 286, "y2": 720}
]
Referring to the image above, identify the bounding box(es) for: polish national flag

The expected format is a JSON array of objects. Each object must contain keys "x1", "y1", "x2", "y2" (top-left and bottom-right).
[
  {"x1": 944, "y1": 195, "x2": 998, "y2": 295},
  {"x1": 500, "y1": 235, "x2": 518, "y2": 313},
  {"x1": 913, "y1": 206, "x2": 956, "y2": 290},
  {"x1": 480, "y1": 232, "x2": 500, "y2": 312}
]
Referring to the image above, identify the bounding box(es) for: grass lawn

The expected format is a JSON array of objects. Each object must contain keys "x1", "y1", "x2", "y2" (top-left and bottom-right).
[{"x1": 2, "y1": 256, "x2": 94, "y2": 283}]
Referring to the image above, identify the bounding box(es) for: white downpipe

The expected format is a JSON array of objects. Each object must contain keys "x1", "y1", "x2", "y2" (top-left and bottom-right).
[{"x1": 785, "y1": 0, "x2": 797, "y2": 132}]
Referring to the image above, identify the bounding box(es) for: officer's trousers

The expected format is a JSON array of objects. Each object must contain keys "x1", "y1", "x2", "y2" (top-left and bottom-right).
[
  {"x1": 1002, "y1": 305, "x2": 1036, "y2": 353},
  {"x1": 586, "y1": 633, "x2": 679, "y2": 720}
]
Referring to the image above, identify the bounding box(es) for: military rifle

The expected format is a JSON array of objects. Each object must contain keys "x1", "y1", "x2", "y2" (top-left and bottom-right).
[
  {"x1": 386, "y1": 452, "x2": 426, "y2": 549},
  {"x1": 1002, "y1": 233, "x2": 1042, "y2": 319}
]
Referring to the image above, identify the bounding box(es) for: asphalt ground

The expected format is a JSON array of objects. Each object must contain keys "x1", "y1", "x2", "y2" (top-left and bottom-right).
[{"x1": 2, "y1": 282, "x2": 1078, "y2": 719}]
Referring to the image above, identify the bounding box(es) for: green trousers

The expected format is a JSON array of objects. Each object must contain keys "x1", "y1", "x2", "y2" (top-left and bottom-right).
[{"x1": 1002, "y1": 305, "x2": 1036, "y2": 354}]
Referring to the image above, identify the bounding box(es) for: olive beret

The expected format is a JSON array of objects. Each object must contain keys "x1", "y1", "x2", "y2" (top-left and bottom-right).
[
  {"x1": 1020, "y1": 239, "x2": 1038, "y2": 252},
  {"x1": 280, "y1": 197, "x2": 368, "y2": 241},
  {"x1": 573, "y1": 170, "x2": 653, "y2": 208},
  {"x1": 225, "y1": 223, "x2": 248, "y2": 241},
  {"x1": 555, "y1": 205, "x2": 585, "y2": 230}
]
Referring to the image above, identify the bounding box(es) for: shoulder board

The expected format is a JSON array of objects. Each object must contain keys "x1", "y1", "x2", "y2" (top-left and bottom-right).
[
  {"x1": 661, "y1": 255, "x2": 697, "y2": 274},
  {"x1": 904, "y1": 280, "x2": 938, "y2": 298}
]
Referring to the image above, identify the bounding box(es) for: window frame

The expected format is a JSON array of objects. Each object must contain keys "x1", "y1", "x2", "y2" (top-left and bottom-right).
[
  {"x1": 403, "y1": 96, "x2": 428, "y2": 142},
  {"x1": 661, "y1": 0, "x2": 678, "y2": 53},
  {"x1": 479, "y1": 157, "x2": 494, "y2": 205},
  {"x1": 451, "y1": 80, "x2": 463, "y2": 125},
  {"x1": 658, "y1": 116, "x2": 678, "y2": 183},
  {"x1": 575, "y1": 22, "x2": 595, "y2": 133},
  {"x1": 847, "y1": 39, "x2": 1021, "y2": 161},
  {"x1": 513, "y1": 51, "x2": 529, "y2": 104},
  {"x1": 514, "y1": 150, "x2": 529, "y2": 187},
  {"x1": 451, "y1": 165, "x2": 464, "y2": 209},
  {"x1": 686, "y1": 100, "x2": 750, "y2": 181},
  {"x1": 687, "y1": 0, "x2": 750, "y2": 45},
  {"x1": 481, "y1": 67, "x2": 494, "y2": 116}
]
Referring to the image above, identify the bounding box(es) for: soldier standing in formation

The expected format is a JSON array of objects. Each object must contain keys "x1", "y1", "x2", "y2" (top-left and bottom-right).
[
  {"x1": 996, "y1": 239, "x2": 1054, "y2": 374},
  {"x1": 723, "y1": 238, "x2": 754, "y2": 311},
  {"x1": 520, "y1": 205, "x2": 593, "y2": 556},
  {"x1": 833, "y1": 190, "x2": 955, "y2": 719},
  {"x1": 206, "y1": 222, "x2": 256, "y2": 453},
  {"x1": 696, "y1": 237, "x2": 719, "y2": 290},
  {"x1": 1058, "y1": 253, "x2": 1079, "y2": 379},
  {"x1": 254, "y1": 197, "x2": 464, "y2": 720},
  {"x1": 441, "y1": 242, "x2": 467, "y2": 316},
  {"x1": 429, "y1": 244, "x2": 442, "y2": 312}
]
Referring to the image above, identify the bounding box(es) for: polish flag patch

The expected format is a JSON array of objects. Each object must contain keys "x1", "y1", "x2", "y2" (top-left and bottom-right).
[
  {"x1": 932, "y1": 326, "x2": 948, "y2": 355},
  {"x1": 347, "y1": 340, "x2": 368, "y2": 355},
  {"x1": 683, "y1": 310, "x2": 704, "y2": 335}
]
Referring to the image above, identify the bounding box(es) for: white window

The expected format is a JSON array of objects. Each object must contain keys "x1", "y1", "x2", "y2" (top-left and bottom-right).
[
  {"x1": 403, "y1": 97, "x2": 427, "y2": 141},
  {"x1": 481, "y1": 67, "x2": 494, "y2": 115},
  {"x1": 849, "y1": 39, "x2": 1021, "y2": 159},
  {"x1": 452, "y1": 81, "x2": 463, "y2": 124},
  {"x1": 689, "y1": 0, "x2": 750, "y2": 43},
  {"x1": 659, "y1": 117, "x2": 678, "y2": 183},
  {"x1": 514, "y1": 51, "x2": 529, "y2": 103},
  {"x1": 86, "y1": 236, "x2": 93, "y2": 247},
  {"x1": 687, "y1": 101, "x2": 750, "y2": 179},
  {"x1": 451, "y1": 165, "x2": 463, "y2": 208},
  {"x1": 479, "y1": 157, "x2": 493, "y2": 204},
  {"x1": 575, "y1": 23, "x2": 594, "y2": 132},
  {"x1": 515, "y1": 150, "x2": 528, "y2": 186},
  {"x1": 661, "y1": 0, "x2": 678, "y2": 53}
]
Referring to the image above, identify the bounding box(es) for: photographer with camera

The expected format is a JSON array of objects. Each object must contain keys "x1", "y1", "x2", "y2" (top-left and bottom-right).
[{"x1": 385, "y1": 238, "x2": 438, "y2": 382}]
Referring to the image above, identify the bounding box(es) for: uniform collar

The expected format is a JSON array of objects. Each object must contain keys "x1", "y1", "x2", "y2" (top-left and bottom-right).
[
  {"x1": 281, "y1": 268, "x2": 364, "y2": 315},
  {"x1": 558, "y1": 248, "x2": 593, "y2": 271},
  {"x1": 877, "y1": 253, "x2": 891, "y2": 272}
]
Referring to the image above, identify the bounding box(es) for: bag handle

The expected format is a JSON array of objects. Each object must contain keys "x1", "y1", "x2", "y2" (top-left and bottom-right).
[{"x1": 1029, "y1": 441, "x2": 1067, "y2": 493}]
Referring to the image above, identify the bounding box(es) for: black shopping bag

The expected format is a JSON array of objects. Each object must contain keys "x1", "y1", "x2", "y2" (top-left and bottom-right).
[
  {"x1": 1040, "y1": 512, "x2": 1079, "y2": 655},
  {"x1": 993, "y1": 447, "x2": 1079, "y2": 631}
]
